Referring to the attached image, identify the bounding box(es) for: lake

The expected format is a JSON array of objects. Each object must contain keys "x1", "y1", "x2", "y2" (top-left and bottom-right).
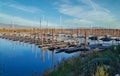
[{"x1": 0, "y1": 38, "x2": 78, "y2": 76}]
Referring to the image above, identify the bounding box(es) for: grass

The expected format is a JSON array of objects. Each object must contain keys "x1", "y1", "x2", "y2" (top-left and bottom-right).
[{"x1": 43, "y1": 45, "x2": 120, "y2": 76}]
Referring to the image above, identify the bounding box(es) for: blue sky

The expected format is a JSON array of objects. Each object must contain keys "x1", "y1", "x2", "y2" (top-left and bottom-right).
[{"x1": 0, "y1": 0, "x2": 120, "y2": 28}]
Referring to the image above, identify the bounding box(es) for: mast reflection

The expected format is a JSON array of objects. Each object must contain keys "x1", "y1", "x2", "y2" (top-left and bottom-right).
[
  {"x1": 40, "y1": 49, "x2": 44, "y2": 63},
  {"x1": 51, "y1": 50, "x2": 54, "y2": 70},
  {"x1": 35, "y1": 45, "x2": 37, "y2": 58},
  {"x1": 47, "y1": 50, "x2": 50, "y2": 59},
  {"x1": 12, "y1": 41, "x2": 16, "y2": 51},
  {"x1": 22, "y1": 41, "x2": 24, "y2": 46},
  {"x1": 31, "y1": 44, "x2": 34, "y2": 53}
]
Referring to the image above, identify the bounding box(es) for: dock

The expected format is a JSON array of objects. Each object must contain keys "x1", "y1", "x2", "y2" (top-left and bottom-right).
[{"x1": 0, "y1": 27, "x2": 120, "y2": 53}]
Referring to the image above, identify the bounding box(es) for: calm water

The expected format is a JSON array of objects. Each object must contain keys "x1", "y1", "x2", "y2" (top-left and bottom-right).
[{"x1": 0, "y1": 38, "x2": 78, "y2": 76}]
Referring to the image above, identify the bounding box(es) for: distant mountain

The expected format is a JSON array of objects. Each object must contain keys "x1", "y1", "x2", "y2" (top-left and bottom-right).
[
  {"x1": 0, "y1": 23, "x2": 111, "y2": 29},
  {"x1": 0, "y1": 23, "x2": 29, "y2": 28}
]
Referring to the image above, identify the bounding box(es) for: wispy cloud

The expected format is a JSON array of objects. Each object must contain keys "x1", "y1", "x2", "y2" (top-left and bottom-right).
[
  {"x1": 8, "y1": 4, "x2": 42, "y2": 13},
  {"x1": 0, "y1": 13, "x2": 58, "y2": 28},
  {"x1": 54, "y1": 0, "x2": 120, "y2": 28},
  {"x1": 78, "y1": 0, "x2": 97, "y2": 10},
  {"x1": 0, "y1": 1, "x2": 42, "y2": 13},
  {"x1": 64, "y1": 18, "x2": 93, "y2": 28}
]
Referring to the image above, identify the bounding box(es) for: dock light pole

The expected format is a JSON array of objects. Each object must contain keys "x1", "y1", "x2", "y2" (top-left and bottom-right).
[
  {"x1": 90, "y1": 24, "x2": 92, "y2": 35},
  {"x1": 84, "y1": 31, "x2": 87, "y2": 49},
  {"x1": 52, "y1": 28, "x2": 54, "y2": 48},
  {"x1": 77, "y1": 28, "x2": 79, "y2": 37}
]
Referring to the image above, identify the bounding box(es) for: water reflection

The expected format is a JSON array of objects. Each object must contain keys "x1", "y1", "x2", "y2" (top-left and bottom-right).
[
  {"x1": 35, "y1": 45, "x2": 37, "y2": 58},
  {"x1": 47, "y1": 50, "x2": 50, "y2": 59},
  {"x1": 52, "y1": 50, "x2": 54, "y2": 70},
  {"x1": 0, "y1": 38, "x2": 80, "y2": 76},
  {"x1": 22, "y1": 42, "x2": 24, "y2": 46},
  {"x1": 31, "y1": 44, "x2": 34, "y2": 53},
  {"x1": 58, "y1": 53, "x2": 62, "y2": 63},
  {"x1": 12, "y1": 41, "x2": 16, "y2": 51},
  {"x1": 40, "y1": 49, "x2": 44, "y2": 63},
  {"x1": 26, "y1": 42, "x2": 28, "y2": 47}
]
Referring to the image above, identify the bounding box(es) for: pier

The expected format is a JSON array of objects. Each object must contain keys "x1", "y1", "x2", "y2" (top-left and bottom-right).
[{"x1": 0, "y1": 27, "x2": 120, "y2": 53}]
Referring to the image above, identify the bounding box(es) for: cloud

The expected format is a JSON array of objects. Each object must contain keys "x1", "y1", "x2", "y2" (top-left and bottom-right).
[
  {"x1": 78, "y1": 0, "x2": 97, "y2": 10},
  {"x1": 0, "y1": 13, "x2": 38, "y2": 26},
  {"x1": 8, "y1": 4, "x2": 42, "y2": 13},
  {"x1": 0, "y1": 1, "x2": 42, "y2": 13},
  {"x1": 64, "y1": 18, "x2": 93, "y2": 28},
  {"x1": 0, "y1": 13, "x2": 58, "y2": 28},
  {"x1": 54, "y1": 0, "x2": 120, "y2": 28},
  {"x1": 58, "y1": 4, "x2": 83, "y2": 17},
  {"x1": 65, "y1": 19, "x2": 93, "y2": 25}
]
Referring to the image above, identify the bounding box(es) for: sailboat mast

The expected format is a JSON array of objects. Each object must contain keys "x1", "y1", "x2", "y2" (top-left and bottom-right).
[
  {"x1": 46, "y1": 20, "x2": 48, "y2": 42},
  {"x1": 12, "y1": 17, "x2": 15, "y2": 35},
  {"x1": 90, "y1": 24, "x2": 92, "y2": 34},
  {"x1": 60, "y1": 16, "x2": 62, "y2": 33},
  {"x1": 41, "y1": 16, "x2": 44, "y2": 45},
  {"x1": 47, "y1": 20, "x2": 49, "y2": 34}
]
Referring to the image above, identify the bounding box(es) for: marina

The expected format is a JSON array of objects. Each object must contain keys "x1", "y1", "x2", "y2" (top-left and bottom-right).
[
  {"x1": 0, "y1": 28, "x2": 120, "y2": 75},
  {"x1": 1, "y1": 0, "x2": 120, "y2": 75},
  {"x1": 0, "y1": 28, "x2": 120, "y2": 54}
]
